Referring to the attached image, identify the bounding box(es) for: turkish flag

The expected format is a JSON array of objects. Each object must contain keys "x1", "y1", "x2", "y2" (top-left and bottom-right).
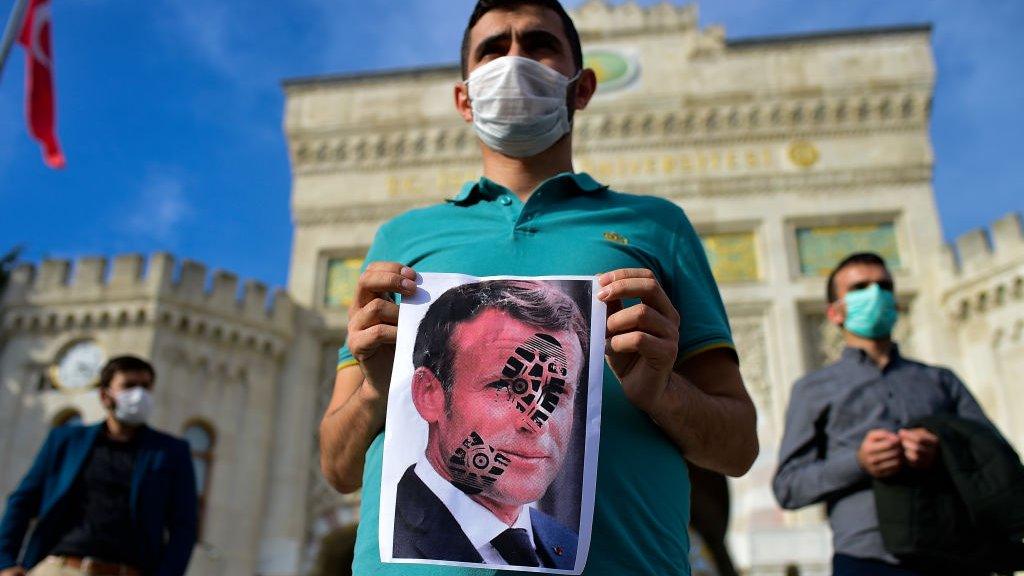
[{"x1": 18, "y1": 0, "x2": 65, "y2": 169}]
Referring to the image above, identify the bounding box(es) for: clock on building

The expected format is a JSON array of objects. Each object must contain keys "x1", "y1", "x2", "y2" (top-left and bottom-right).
[{"x1": 50, "y1": 340, "x2": 106, "y2": 392}]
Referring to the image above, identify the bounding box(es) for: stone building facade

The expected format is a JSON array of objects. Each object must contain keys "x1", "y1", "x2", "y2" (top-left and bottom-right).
[{"x1": 0, "y1": 2, "x2": 1020, "y2": 575}]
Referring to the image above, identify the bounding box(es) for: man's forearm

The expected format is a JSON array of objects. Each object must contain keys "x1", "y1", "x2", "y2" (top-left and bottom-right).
[
  {"x1": 648, "y1": 370, "x2": 758, "y2": 477},
  {"x1": 319, "y1": 373, "x2": 388, "y2": 493}
]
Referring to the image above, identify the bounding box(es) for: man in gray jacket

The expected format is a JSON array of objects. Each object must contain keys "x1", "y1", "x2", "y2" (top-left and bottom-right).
[{"x1": 772, "y1": 252, "x2": 998, "y2": 576}]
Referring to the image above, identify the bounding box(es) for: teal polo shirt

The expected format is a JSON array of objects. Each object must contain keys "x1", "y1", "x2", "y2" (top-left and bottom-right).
[{"x1": 337, "y1": 172, "x2": 734, "y2": 575}]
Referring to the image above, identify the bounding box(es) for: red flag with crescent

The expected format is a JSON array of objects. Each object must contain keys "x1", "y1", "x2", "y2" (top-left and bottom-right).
[{"x1": 17, "y1": 0, "x2": 65, "y2": 169}]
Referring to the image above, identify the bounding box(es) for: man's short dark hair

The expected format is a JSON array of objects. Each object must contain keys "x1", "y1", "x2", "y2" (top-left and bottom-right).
[
  {"x1": 460, "y1": 0, "x2": 584, "y2": 79},
  {"x1": 413, "y1": 280, "x2": 588, "y2": 403},
  {"x1": 826, "y1": 252, "x2": 890, "y2": 303},
  {"x1": 99, "y1": 355, "x2": 155, "y2": 389}
]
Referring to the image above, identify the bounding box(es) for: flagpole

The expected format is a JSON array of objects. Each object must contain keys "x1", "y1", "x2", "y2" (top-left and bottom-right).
[{"x1": 0, "y1": 0, "x2": 30, "y2": 83}]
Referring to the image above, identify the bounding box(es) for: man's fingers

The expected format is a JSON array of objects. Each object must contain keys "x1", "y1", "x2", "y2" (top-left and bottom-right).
[
  {"x1": 597, "y1": 277, "x2": 678, "y2": 323},
  {"x1": 348, "y1": 324, "x2": 398, "y2": 357},
  {"x1": 899, "y1": 428, "x2": 938, "y2": 443},
  {"x1": 355, "y1": 268, "x2": 418, "y2": 307},
  {"x1": 870, "y1": 448, "x2": 902, "y2": 464},
  {"x1": 866, "y1": 429, "x2": 899, "y2": 447},
  {"x1": 607, "y1": 332, "x2": 675, "y2": 360},
  {"x1": 349, "y1": 298, "x2": 400, "y2": 331},
  {"x1": 867, "y1": 428, "x2": 898, "y2": 440},
  {"x1": 900, "y1": 437, "x2": 922, "y2": 451},
  {"x1": 875, "y1": 460, "x2": 902, "y2": 477},
  {"x1": 598, "y1": 268, "x2": 655, "y2": 286},
  {"x1": 905, "y1": 448, "x2": 924, "y2": 462},
  {"x1": 868, "y1": 437, "x2": 900, "y2": 451},
  {"x1": 365, "y1": 261, "x2": 416, "y2": 278},
  {"x1": 606, "y1": 304, "x2": 676, "y2": 339},
  {"x1": 874, "y1": 454, "x2": 902, "y2": 468}
]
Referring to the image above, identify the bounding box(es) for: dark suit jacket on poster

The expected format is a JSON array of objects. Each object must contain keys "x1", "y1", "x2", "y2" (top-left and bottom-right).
[
  {"x1": 0, "y1": 423, "x2": 198, "y2": 576},
  {"x1": 394, "y1": 465, "x2": 577, "y2": 569}
]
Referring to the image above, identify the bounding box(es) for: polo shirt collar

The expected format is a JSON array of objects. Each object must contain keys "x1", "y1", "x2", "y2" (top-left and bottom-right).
[{"x1": 446, "y1": 171, "x2": 607, "y2": 204}]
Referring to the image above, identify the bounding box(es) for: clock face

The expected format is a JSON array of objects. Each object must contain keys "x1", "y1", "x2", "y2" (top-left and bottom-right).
[{"x1": 54, "y1": 341, "x2": 105, "y2": 391}]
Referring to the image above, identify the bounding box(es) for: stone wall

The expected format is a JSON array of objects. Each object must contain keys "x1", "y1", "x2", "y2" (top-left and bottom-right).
[{"x1": 940, "y1": 213, "x2": 1024, "y2": 451}]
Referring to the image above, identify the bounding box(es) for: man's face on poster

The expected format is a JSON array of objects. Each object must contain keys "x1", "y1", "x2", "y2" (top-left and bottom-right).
[{"x1": 420, "y1": 308, "x2": 583, "y2": 507}]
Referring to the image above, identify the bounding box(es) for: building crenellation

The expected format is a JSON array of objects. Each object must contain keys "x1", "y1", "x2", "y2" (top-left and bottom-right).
[
  {"x1": 1, "y1": 254, "x2": 296, "y2": 355},
  {"x1": 941, "y1": 213, "x2": 1024, "y2": 321},
  {"x1": 574, "y1": 0, "x2": 698, "y2": 39},
  {"x1": 949, "y1": 212, "x2": 1024, "y2": 272}
]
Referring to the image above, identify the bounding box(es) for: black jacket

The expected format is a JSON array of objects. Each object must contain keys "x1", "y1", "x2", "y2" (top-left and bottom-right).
[
  {"x1": 392, "y1": 465, "x2": 577, "y2": 569},
  {"x1": 873, "y1": 415, "x2": 1024, "y2": 574}
]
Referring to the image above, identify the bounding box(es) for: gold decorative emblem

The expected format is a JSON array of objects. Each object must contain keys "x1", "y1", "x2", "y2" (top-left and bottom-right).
[
  {"x1": 583, "y1": 49, "x2": 640, "y2": 95},
  {"x1": 603, "y1": 231, "x2": 629, "y2": 245},
  {"x1": 788, "y1": 140, "x2": 820, "y2": 169}
]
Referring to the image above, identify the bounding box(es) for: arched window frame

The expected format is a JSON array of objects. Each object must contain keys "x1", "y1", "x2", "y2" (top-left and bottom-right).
[
  {"x1": 182, "y1": 419, "x2": 216, "y2": 537},
  {"x1": 51, "y1": 408, "x2": 83, "y2": 428}
]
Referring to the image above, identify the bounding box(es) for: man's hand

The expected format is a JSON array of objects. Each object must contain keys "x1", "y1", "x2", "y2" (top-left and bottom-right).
[
  {"x1": 898, "y1": 427, "x2": 939, "y2": 470},
  {"x1": 857, "y1": 429, "x2": 903, "y2": 478},
  {"x1": 346, "y1": 262, "x2": 418, "y2": 393},
  {"x1": 596, "y1": 268, "x2": 757, "y2": 476},
  {"x1": 320, "y1": 261, "x2": 416, "y2": 493},
  {"x1": 598, "y1": 268, "x2": 680, "y2": 414},
  {"x1": 0, "y1": 566, "x2": 26, "y2": 576}
]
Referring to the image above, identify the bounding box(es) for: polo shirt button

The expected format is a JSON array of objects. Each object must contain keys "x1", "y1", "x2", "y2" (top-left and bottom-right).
[{"x1": 499, "y1": 195, "x2": 512, "y2": 206}]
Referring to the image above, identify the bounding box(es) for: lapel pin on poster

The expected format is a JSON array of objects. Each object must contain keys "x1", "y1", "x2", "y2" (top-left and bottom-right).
[{"x1": 380, "y1": 273, "x2": 606, "y2": 574}]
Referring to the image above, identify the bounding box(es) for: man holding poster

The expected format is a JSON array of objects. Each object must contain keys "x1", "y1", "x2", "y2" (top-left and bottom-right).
[{"x1": 320, "y1": 1, "x2": 759, "y2": 574}]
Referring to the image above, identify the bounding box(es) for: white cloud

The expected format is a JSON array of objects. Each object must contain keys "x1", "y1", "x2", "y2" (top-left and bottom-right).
[
  {"x1": 163, "y1": 0, "x2": 236, "y2": 77},
  {"x1": 123, "y1": 170, "x2": 193, "y2": 245}
]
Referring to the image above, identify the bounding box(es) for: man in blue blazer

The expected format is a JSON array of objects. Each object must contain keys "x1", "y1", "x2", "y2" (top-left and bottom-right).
[{"x1": 0, "y1": 356, "x2": 198, "y2": 576}]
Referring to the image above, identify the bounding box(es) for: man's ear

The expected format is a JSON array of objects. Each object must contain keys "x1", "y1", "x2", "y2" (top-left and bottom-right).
[
  {"x1": 571, "y1": 68, "x2": 598, "y2": 113},
  {"x1": 412, "y1": 367, "x2": 446, "y2": 423},
  {"x1": 826, "y1": 300, "x2": 846, "y2": 328},
  {"x1": 98, "y1": 387, "x2": 113, "y2": 411},
  {"x1": 454, "y1": 82, "x2": 473, "y2": 123}
]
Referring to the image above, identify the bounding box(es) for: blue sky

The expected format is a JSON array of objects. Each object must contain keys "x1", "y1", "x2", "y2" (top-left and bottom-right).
[{"x1": 1, "y1": 0, "x2": 1021, "y2": 289}]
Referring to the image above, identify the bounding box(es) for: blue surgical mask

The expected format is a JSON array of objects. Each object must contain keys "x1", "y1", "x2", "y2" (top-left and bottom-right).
[{"x1": 843, "y1": 283, "x2": 898, "y2": 339}]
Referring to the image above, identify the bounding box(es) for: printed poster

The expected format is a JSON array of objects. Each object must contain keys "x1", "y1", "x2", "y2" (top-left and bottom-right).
[{"x1": 380, "y1": 273, "x2": 606, "y2": 574}]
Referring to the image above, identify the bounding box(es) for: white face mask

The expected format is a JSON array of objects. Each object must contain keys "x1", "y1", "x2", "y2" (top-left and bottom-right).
[
  {"x1": 113, "y1": 387, "x2": 154, "y2": 426},
  {"x1": 465, "y1": 56, "x2": 580, "y2": 158}
]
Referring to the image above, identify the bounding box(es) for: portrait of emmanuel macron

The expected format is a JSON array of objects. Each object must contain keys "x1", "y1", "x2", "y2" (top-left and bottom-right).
[{"x1": 394, "y1": 279, "x2": 589, "y2": 569}]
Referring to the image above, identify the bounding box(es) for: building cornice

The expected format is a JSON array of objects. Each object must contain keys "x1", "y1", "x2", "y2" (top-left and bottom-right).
[
  {"x1": 287, "y1": 89, "x2": 931, "y2": 175},
  {"x1": 726, "y1": 24, "x2": 931, "y2": 49}
]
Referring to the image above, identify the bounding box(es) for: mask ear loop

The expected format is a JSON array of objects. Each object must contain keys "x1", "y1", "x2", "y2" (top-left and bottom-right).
[{"x1": 565, "y1": 69, "x2": 583, "y2": 124}]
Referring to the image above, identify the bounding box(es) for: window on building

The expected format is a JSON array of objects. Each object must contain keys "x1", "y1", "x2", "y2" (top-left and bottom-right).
[
  {"x1": 796, "y1": 222, "x2": 901, "y2": 277},
  {"x1": 324, "y1": 257, "x2": 364, "y2": 308},
  {"x1": 699, "y1": 231, "x2": 760, "y2": 283},
  {"x1": 52, "y1": 408, "x2": 83, "y2": 428},
  {"x1": 183, "y1": 421, "x2": 216, "y2": 534}
]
